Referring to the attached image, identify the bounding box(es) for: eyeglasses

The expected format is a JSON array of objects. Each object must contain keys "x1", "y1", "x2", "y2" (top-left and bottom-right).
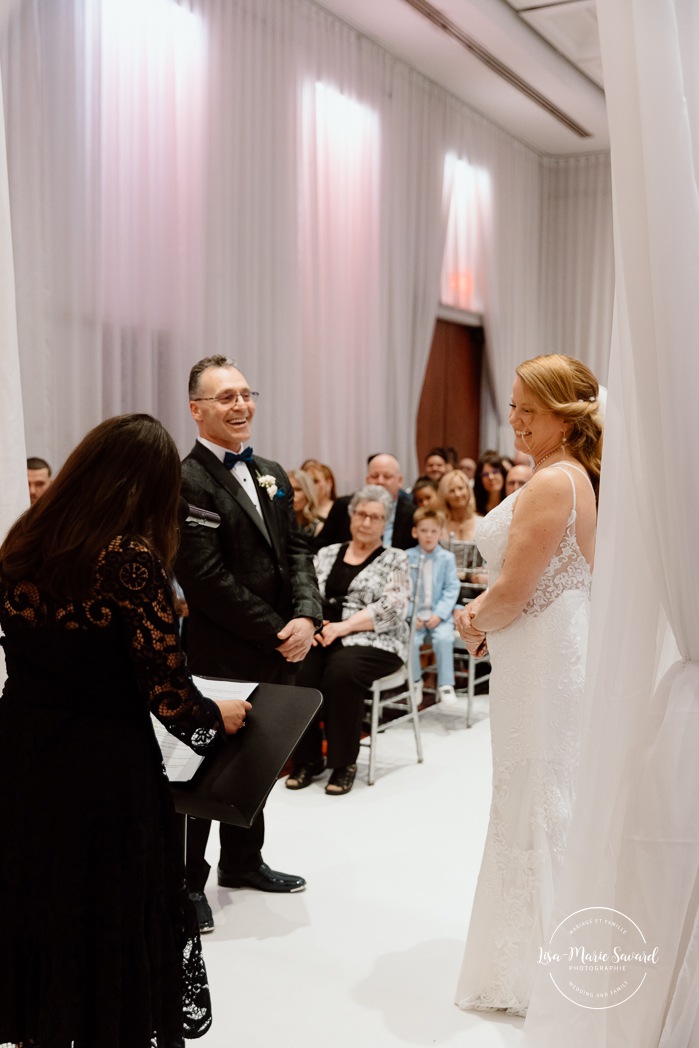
[
  {"x1": 352, "y1": 510, "x2": 385, "y2": 524},
  {"x1": 192, "y1": 390, "x2": 259, "y2": 406},
  {"x1": 481, "y1": 471, "x2": 501, "y2": 480}
]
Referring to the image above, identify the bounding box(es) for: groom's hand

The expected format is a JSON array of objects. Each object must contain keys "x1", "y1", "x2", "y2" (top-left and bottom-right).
[{"x1": 276, "y1": 617, "x2": 315, "y2": 662}]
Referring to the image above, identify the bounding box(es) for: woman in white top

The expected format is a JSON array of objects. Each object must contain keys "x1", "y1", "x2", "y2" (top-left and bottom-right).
[
  {"x1": 438, "y1": 470, "x2": 486, "y2": 585},
  {"x1": 438, "y1": 469, "x2": 480, "y2": 544}
]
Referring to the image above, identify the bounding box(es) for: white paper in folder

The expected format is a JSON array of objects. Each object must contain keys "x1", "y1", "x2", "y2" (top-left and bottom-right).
[{"x1": 152, "y1": 675, "x2": 257, "y2": 781}]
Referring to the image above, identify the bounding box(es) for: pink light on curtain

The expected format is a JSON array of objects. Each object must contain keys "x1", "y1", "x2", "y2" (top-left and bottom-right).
[
  {"x1": 299, "y1": 80, "x2": 383, "y2": 485},
  {"x1": 440, "y1": 154, "x2": 489, "y2": 314},
  {"x1": 98, "y1": 0, "x2": 205, "y2": 333}
]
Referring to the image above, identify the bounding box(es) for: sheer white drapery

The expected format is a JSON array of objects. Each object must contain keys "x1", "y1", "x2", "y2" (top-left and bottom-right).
[
  {"x1": 471, "y1": 126, "x2": 544, "y2": 454},
  {"x1": 99, "y1": 0, "x2": 208, "y2": 425},
  {"x1": 0, "y1": 0, "x2": 614, "y2": 493},
  {"x1": 0, "y1": 0, "x2": 27, "y2": 686},
  {"x1": 524, "y1": 1, "x2": 699, "y2": 1045},
  {"x1": 540, "y1": 153, "x2": 614, "y2": 381},
  {"x1": 0, "y1": 0, "x2": 26, "y2": 542},
  {"x1": 441, "y1": 155, "x2": 488, "y2": 315},
  {"x1": 300, "y1": 81, "x2": 382, "y2": 466},
  {"x1": 478, "y1": 149, "x2": 613, "y2": 453},
  {"x1": 476, "y1": 150, "x2": 613, "y2": 454}
]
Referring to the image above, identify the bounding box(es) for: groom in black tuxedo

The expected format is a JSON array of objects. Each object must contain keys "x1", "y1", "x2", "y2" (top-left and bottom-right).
[{"x1": 175, "y1": 355, "x2": 322, "y2": 930}]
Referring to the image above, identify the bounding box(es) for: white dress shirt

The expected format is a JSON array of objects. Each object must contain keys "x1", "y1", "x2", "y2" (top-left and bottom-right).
[{"x1": 197, "y1": 437, "x2": 263, "y2": 517}]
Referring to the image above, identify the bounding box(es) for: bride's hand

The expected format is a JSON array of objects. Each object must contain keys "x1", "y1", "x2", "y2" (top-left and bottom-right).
[
  {"x1": 469, "y1": 636, "x2": 488, "y2": 657},
  {"x1": 455, "y1": 606, "x2": 487, "y2": 655}
]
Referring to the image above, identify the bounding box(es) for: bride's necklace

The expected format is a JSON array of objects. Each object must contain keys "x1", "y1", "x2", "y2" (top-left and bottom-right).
[{"x1": 533, "y1": 443, "x2": 566, "y2": 474}]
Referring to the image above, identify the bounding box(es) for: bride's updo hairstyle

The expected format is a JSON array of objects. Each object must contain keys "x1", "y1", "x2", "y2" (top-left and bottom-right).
[{"x1": 515, "y1": 354, "x2": 603, "y2": 498}]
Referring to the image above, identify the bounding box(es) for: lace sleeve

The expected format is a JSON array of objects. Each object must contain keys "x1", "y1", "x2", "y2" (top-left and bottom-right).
[{"x1": 96, "y1": 536, "x2": 225, "y2": 754}]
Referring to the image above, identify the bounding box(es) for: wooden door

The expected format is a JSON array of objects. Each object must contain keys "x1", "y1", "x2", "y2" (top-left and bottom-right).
[{"x1": 415, "y1": 319, "x2": 482, "y2": 474}]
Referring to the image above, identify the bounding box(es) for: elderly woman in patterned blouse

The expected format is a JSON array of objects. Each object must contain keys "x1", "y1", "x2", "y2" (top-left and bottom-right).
[{"x1": 286, "y1": 485, "x2": 411, "y2": 796}]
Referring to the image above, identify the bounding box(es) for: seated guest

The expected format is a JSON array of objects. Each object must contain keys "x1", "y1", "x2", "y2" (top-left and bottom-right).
[
  {"x1": 438, "y1": 471, "x2": 487, "y2": 585},
  {"x1": 301, "y1": 459, "x2": 336, "y2": 531},
  {"x1": 512, "y1": 449, "x2": 534, "y2": 468},
  {"x1": 412, "y1": 476, "x2": 442, "y2": 511},
  {"x1": 289, "y1": 469, "x2": 321, "y2": 537},
  {"x1": 505, "y1": 463, "x2": 533, "y2": 495},
  {"x1": 286, "y1": 485, "x2": 411, "y2": 796},
  {"x1": 26, "y1": 456, "x2": 52, "y2": 505},
  {"x1": 408, "y1": 508, "x2": 460, "y2": 706},
  {"x1": 439, "y1": 470, "x2": 481, "y2": 544},
  {"x1": 422, "y1": 447, "x2": 452, "y2": 483},
  {"x1": 458, "y1": 457, "x2": 477, "y2": 483},
  {"x1": 317, "y1": 453, "x2": 417, "y2": 550},
  {"x1": 473, "y1": 452, "x2": 508, "y2": 515}
]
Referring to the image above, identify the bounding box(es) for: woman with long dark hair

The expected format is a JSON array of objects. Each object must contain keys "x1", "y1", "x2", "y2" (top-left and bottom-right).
[
  {"x1": 0, "y1": 414, "x2": 246, "y2": 1048},
  {"x1": 473, "y1": 452, "x2": 508, "y2": 515}
]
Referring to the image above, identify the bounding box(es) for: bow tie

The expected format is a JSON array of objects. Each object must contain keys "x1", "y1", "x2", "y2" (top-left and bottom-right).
[{"x1": 223, "y1": 447, "x2": 253, "y2": 468}]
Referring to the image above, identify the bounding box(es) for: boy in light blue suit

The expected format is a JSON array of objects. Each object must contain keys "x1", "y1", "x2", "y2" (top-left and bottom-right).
[{"x1": 407, "y1": 507, "x2": 461, "y2": 705}]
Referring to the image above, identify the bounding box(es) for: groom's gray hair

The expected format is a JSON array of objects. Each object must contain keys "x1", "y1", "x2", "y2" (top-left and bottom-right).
[{"x1": 188, "y1": 355, "x2": 239, "y2": 398}]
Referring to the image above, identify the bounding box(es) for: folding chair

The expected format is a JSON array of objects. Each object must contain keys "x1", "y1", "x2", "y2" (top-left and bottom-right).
[{"x1": 361, "y1": 555, "x2": 425, "y2": 785}]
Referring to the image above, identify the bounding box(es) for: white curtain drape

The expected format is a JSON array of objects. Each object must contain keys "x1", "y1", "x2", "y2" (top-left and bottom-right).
[
  {"x1": 523, "y1": 1, "x2": 699, "y2": 1045},
  {"x1": 0, "y1": 0, "x2": 26, "y2": 539},
  {"x1": 0, "y1": 60, "x2": 25, "y2": 537},
  {"x1": 441, "y1": 154, "x2": 488, "y2": 315},
  {"x1": 0, "y1": 0, "x2": 26, "y2": 686},
  {"x1": 469, "y1": 140, "x2": 613, "y2": 455},
  {"x1": 0, "y1": 0, "x2": 614, "y2": 496},
  {"x1": 540, "y1": 153, "x2": 614, "y2": 382},
  {"x1": 476, "y1": 127, "x2": 543, "y2": 453}
]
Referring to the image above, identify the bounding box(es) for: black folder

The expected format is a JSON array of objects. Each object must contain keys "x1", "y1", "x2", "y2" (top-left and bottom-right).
[{"x1": 170, "y1": 679, "x2": 322, "y2": 828}]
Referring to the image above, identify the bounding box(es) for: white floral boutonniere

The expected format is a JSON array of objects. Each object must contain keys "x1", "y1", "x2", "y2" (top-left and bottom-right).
[{"x1": 256, "y1": 472, "x2": 284, "y2": 501}]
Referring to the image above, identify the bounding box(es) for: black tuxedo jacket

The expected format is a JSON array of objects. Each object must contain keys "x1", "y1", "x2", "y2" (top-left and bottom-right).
[
  {"x1": 175, "y1": 442, "x2": 322, "y2": 683},
  {"x1": 315, "y1": 490, "x2": 417, "y2": 551}
]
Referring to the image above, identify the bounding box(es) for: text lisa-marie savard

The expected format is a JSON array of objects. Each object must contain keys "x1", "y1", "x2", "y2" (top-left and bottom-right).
[{"x1": 538, "y1": 946, "x2": 659, "y2": 968}]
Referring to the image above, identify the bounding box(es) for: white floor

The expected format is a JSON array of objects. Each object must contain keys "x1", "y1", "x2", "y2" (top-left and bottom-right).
[{"x1": 195, "y1": 694, "x2": 524, "y2": 1048}]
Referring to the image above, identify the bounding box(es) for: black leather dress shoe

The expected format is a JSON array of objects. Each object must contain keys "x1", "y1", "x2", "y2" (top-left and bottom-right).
[
  {"x1": 285, "y1": 758, "x2": 326, "y2": 790},
  {"x1": 189, "y1": 890, "x2": 214, "y2": 933},
  {"x1": 217, "y1": 861, "x2": 306, "y2": 893}
]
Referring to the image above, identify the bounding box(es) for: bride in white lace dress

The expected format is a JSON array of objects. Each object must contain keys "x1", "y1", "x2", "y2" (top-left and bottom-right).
[{"x1": 455, "y1": 355, "x2": 603, "y2": 1016}]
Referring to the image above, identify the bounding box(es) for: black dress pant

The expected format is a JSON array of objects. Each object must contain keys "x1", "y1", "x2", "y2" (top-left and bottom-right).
[
  {"x1": 183, "y1": 809, "x2": 264, "y2": 892},
  {"x1": 182, "y1": 660, "x2": 296, "y2": 892},
  {"x1": 293, "y1": 641, "x2": 402, "y2": 768}
]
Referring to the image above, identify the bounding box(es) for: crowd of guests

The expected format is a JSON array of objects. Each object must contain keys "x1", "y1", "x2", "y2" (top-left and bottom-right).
[
  {"x1": 23, "y1": 445, "x2": 529, "y2": 758},
  {"x1": 19, "y1": 439, "x2": 530, "y2": 829},
  {"x1": 284, "y1": 446, "x2": 530, "y2": 554},
  {"x1": 278, "y1": 444, "x2": 533, "y2": 784}
]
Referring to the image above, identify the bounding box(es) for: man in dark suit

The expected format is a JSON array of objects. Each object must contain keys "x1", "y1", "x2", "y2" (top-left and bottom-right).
[
  {"x1": 317, "y1": 452, "x2": 417, "y2": 550},
  {"x1": 175, "y1": 355, "x2": 322, "y2": 931}
]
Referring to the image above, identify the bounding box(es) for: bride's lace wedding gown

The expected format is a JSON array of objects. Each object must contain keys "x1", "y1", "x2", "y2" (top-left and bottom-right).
[{"x1": 456, "y1": 463, "x2": 593, "y2": 1016}]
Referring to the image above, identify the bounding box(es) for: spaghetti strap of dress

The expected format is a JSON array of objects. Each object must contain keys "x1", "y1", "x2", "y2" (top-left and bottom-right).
[{"x1": 547, "y1": 460, "x2": 594, "y2": 491}]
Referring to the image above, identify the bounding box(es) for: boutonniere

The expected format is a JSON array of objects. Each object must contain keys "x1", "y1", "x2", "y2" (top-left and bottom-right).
[{"x1": 256, "y1": 473, "x2": 285, "y2": 502}]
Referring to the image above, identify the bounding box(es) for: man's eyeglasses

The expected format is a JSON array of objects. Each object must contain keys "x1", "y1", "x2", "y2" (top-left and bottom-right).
[{"x1": 192, "y1": 391, "x2": 260, "y2": 406}]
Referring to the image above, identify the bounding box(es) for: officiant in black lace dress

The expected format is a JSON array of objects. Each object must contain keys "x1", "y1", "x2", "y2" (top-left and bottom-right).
[{"x1": 0, "y1": 415, "x2": 248, "y2": 1048}]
